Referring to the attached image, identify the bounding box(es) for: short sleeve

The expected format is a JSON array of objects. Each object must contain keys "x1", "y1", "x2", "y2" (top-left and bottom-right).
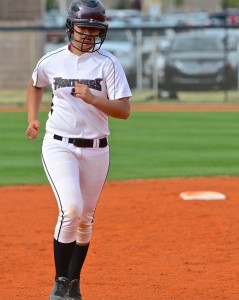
[
  {"x1": 105, "y1": 57, "x2": 132, "y2": 100},
  {"x1": 32, "y1": 57, "x2": 51, "y2": 88}
]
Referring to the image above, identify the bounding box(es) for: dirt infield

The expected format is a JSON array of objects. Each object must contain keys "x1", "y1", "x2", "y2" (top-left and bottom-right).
[
  {"x1": 1, "y1": 104, "x2": 239, "y2": 299},
  {"x1": 1, "y1": 177, "x2": 239, "y2": 300}
]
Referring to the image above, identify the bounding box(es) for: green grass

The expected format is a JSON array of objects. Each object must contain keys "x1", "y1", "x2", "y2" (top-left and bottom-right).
[
  {"x1": 109, "y1": 111, "x2": 239, "y2": 179},
  {"x1": 0, "y1": 112, "x2": 47, "y2": 185},
  {"x1": 1, "y1": 88, "x2": 239, "y2": 106},
  {"x1": 0, "y1": 110, "x2": 239, "y2": 185}
]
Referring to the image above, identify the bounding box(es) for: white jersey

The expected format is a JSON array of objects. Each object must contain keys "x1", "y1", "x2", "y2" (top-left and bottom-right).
[{"x1": 32, "y1": 45, "x2": 132, "y2": 139}]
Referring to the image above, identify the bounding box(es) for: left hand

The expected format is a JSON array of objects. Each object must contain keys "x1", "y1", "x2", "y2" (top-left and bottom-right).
[{"x1": 72, "y1": 83, "x2": 95, "y2": 104}]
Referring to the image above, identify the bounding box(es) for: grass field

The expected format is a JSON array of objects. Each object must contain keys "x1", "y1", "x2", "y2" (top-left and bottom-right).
[
  {"x1": 1, "y1": 88, "x2": 239, "y2": 106},
  {"x1": 0, "y1": 110, "x2": 239, "y2": 185}
]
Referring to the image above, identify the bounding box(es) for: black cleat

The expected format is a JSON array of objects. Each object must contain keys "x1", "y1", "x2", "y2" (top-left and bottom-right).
[
  {"x1": 50, "y1": 277, "x2": 69, "y2": 300},
  {"x1": 67, "y1": 279, "x2": 82, "y2": 300}
]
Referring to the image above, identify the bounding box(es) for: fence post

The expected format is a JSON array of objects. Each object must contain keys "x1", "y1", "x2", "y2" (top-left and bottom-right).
[
  {"x1": 152, "y1": 30, "x2": 159, "y2": 100},
  {"x1": 136, "y1": 28, "x2": 143, "y2": 90}
]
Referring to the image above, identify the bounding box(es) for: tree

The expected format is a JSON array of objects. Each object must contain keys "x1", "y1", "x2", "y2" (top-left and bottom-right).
[
  {"x1": 222, "y1": 0, "x2": 239, "y2": 8},
  {"x1": 46, "y1": 0, "x2": 58, "y2": 11},
  {"x1": 166, "y1": 0, "x2": 184, "y2": 8},
  {"x1": 175, "y1": 0, "x2": 184, "y2": 5},
  {"x1": 116, "y1": 0, "x2": 128, "y2": 9}
]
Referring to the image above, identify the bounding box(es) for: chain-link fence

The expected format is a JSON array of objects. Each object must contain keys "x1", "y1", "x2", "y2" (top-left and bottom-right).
[{"x1": 1, "y1": 24, "x2": 239, "y2": 104}]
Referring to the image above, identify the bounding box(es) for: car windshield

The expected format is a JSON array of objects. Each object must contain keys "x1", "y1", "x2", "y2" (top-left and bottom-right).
[
  {"x1": 170, "y1": 37, "x2": 224, "y2": 52},
  {"x1": 106, "y1": 30, "x2": 128, "y2": 42}
]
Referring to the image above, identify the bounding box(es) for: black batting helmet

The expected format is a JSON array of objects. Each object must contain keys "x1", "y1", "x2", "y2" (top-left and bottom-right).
[{"x1": 66, "y1": 0, "x2": 108, "y2": 52}]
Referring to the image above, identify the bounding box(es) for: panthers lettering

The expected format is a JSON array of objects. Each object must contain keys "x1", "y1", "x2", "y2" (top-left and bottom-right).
[{"x1": 53, "y1": 77, "x2": 103, "y2": 91}]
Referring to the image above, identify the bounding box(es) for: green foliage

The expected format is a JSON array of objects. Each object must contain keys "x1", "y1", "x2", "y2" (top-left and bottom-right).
[
  {"x1": 46, "y1": 0, "x2": 58, "y2": 11},
  {"x1": 175, "y1": 0, "x2": 184, "y2": 6},
  {"x1": 115, "y1": 0, "x2": 128, "y2": 9},
  {"x1": 222, "y1": 0, "x2": 239, "y2": 8},
  {"x1": 0, "y1": 110, "x2": 239, "y2": 185}
]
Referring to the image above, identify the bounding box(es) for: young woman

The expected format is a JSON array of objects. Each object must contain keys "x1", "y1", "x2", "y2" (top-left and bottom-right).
[{"x1": 26, "y1": 0, "x2": 132, "y2": 299}]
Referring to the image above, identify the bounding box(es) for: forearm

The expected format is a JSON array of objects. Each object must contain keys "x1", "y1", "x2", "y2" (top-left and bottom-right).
[
  {"x1": 74, "y1": 83, "x2": 130, "y2": 119},
  {"x1": 26, "y1": 79, "x2": 43, "y2": 123},
  {"x1": 91, "y1": 95, "x2": 130, "y2": 119}
]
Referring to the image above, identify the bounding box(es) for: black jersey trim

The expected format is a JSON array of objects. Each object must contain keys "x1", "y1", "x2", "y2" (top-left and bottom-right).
[
  {"x1": 91, "y1": 148, "x2": 110, "y2": 224},
  {"x1": 96, "y1": 51, "x2": 116, "y2": 100},
  {"x1": 41, "y1": 148, "x2": 64, "y2": 241},
  {"x1": 35, "y1": 48, "x2": 66, "y2": 86}
]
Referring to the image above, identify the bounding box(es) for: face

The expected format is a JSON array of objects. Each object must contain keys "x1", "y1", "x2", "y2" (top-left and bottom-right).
[{"x1": 72, "y1": 25, "x2": 101, "y2": 52}]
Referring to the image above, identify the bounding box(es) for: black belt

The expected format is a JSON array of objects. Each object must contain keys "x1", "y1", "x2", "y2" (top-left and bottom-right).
[{"x1": 53, "y1": 134, "x2": 108, "y2": 148}]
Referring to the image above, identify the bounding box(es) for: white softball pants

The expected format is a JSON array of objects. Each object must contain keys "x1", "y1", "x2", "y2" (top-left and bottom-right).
[{"x1": 41, "y1": 132, "x2": 110, "y2": 244}]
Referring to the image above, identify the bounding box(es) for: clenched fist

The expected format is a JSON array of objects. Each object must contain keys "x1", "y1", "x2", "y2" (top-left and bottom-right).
[
  {"x1": 71, "y1": 83, "x2": 95, "y2": 104},
  {"x1": 26, "y1": 120, "x2": 40, "y2": 140}
]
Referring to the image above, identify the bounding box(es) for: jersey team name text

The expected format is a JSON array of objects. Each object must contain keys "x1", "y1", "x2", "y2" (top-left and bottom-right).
[{"x1": 53, "y1": 77, "x2": 103, "y2": 91}]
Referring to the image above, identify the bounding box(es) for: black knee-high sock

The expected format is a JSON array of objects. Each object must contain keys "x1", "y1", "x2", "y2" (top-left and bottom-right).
[
  {"x1": 68, "y1": 243, "x2": 90, "y2": 281},
  {"x1": 54, "y1": 239, "x2": 76, "y2": 279}
]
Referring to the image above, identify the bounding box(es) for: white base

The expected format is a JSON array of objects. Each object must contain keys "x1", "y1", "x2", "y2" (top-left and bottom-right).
[{"x1": 180, "y1": 191, "x2": 226, "y2": 201}]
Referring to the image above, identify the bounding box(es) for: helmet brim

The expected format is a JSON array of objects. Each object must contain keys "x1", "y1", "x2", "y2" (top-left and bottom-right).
[{"x1": 72, "y1": 19, "x2": 108, "y2": 29}]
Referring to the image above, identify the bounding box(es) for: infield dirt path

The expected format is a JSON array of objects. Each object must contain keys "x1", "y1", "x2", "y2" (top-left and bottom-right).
[{"x1": 1, "y1": 177, "x2": 239, "y2": 300}]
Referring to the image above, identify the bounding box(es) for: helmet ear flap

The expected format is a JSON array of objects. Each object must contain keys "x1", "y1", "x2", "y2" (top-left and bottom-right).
[
  {"x1": 66, "y1": 19, "x2": 74, "y2": 35},
  {"x1": 99, "y1": 28, "x2": 107, "y2": 41}
]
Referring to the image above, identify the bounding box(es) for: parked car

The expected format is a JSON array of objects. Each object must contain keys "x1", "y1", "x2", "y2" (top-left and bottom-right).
[
  {"x1": 146, "y1": 30, "x2": 239, "y2": 97},
  {"x1": 43, "y1": 11, "x2": 66, "y2": 43},
  {"x1": 102, "y1": 23, "x2": 137, "y2": 88},
  {"x1": 106, "y1": 9, "x2": 142, "y2": 25},
  {"x1": 158, "y1": 12, "x2": 212, "y2": 29}
]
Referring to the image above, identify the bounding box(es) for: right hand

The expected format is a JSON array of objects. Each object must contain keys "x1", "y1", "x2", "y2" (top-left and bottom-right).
[{"x1": 26, "y1": 120, "x2": 40, "y2": 140}]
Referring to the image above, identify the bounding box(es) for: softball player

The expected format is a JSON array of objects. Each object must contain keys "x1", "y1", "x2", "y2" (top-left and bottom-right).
[{"x1": 26, "y1": 0, "x2": 132, "y2": 299}]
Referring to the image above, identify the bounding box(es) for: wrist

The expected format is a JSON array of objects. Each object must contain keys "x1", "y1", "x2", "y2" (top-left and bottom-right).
[
  {"x1": 91, "y1": 95, "x2": 98, "y2": 105},
  {"x1": 28, "y1": 118, "x2": 38, "y2": 124}
]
